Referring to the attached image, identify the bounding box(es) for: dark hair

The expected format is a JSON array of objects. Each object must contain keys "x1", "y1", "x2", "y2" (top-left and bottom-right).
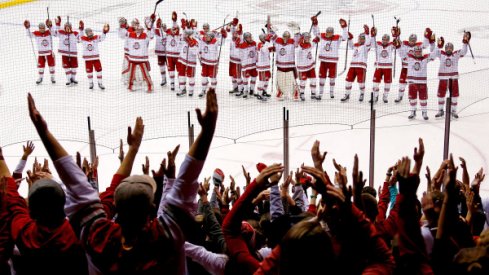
[{"x1": 28, "y1": 179, "x2": 66, "y2": 227}]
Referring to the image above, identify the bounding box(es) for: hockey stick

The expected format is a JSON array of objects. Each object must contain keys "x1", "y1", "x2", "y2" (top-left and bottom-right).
[
  {"x1": 393, "y1": 17, "x2": 400, "y2": 78},
  {"x1": 47, "y1": 7, "x2": 54, "y2": 48},
  {"x1": 308, "y1": 11, "x2": 321, "y2": 34},
  {"x1": 26, "y1": 18, "x2": 37, "y2": 64},
  {"x1": 212, "y1": 15, "x2": 230, "y2": 81},
  {"x1": 464, "y1": 30, "x2": 476, "y2": 64},
  {"x1": 67, "y1": 15, "x2": 71, "y2": 74},
  {"x1": 338, "y1": 15, "x2": 350, "y2": 76},
  {"x1": 371, "y1": 14, "x2": 378, "y2": 58},
  {"x1": 149, "y1": 0, "x2": 164, "y2": 29},
  {"x1": 267, "y1": 15, "x2": 275, "y2": 96}
]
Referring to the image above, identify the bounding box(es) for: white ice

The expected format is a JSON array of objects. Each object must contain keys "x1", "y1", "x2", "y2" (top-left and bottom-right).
[{"x1": 0, "y1": 0, "x2": 488, "y2": 198}]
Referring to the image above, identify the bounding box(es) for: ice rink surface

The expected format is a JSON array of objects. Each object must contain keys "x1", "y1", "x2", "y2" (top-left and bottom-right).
[{"x1": 0, "y1": 0, "x2": 489, "y2": 197}]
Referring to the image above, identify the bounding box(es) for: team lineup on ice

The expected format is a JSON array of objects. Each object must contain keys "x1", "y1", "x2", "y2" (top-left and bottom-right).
[{"x1": 23, "y1": 0, "x2": 473, "y2": 121}]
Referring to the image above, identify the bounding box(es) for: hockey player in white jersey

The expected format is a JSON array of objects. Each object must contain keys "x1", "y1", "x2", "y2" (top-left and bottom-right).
[
  {"x1": 166, "y1": 11, "x2": 183, "y2": 91},
  {"x1": 405, "y1": 45, "x2": 437, "y2": 120},
  {"x1": 118, "y1": 17, "x2": 140, "y2": 85},
  {"x1": 296, "y1": 32, "x2": 318, "y2": 101},
  {"x1": 341, "y1": 25, "x2": 371, "y2": 102},
  {"x1": 272, "y1": 29, "x2": 301, "y2": 100},
  {"x1": 370, "y1": 27, "x2": 396, "y2": 103},
  {"x1": 154, "y1": 18, "x2": 168, "y2": 86},
  {"x1": 237, "y1": 32, "x2": 258, "y2": 99},
  {"x1": 79, "y1": 24, "x2": 109, "y2": 90},
  {"x1": 176, "y1": 29, "x2": 199, "y2": 97},
  {"x1": 225, "y1": 19, "x2": 243, "y2": 94},
  {"x1": 392, "y1": 27, "x2": 434, "y2": 102},
  {"x1": 198, "y1": 31, "x2": 223, "y2": 97},
  {"x1": 256, "y1": 33, "x2": 273, "y2": 100},
  {"x1": 311, "y1": 16, "x2": 348, "y2": 99},
  {"x1": 24, "y1": 20, "x2": 56, "y2": 84},
  {"x1": 433, "y1": 33, "x2": 470, "y2": 118},
  {"x1": 51, "y1": 16, "x2": 81, "y2": 86}
]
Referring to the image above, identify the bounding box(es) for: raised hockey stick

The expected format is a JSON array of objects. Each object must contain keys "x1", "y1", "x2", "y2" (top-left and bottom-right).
[
  {"x1": 26, "y1": 16, "x2": 37, "y2": 64},
  {"x1": 393, "y1": 17, "x2": 400, "y2": 78},
  {"x1": 464, "y1": 30, "x2": 476, "y2": 64},
  {"x1": 338, "y1": 15, "x2": 350, "y2": 76},
  {"x1": 149, "y1": 0, "x2": 164, "y2": 29},
  {"x1": 47, "y1": 7, "x2": 54, "y2": 47},
  {"x1": 67, "y1": 16, "x2": 71, "y2": 69},
  {"x1": 213, "y1": 15, "x2": 230, "y2": 80},
  {"x1": 308, "y1": 11, "x2": 321, "y2": 34},
  {"x1": 267, "y1": 15, "x2": 275, "y2": 96}
]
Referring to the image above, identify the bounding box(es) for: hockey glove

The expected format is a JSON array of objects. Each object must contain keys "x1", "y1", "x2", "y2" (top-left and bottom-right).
[
  {"x1": 24, "y1": 20, "x2": 30, "y2": 29},
  {"x1": 339, "y1": 18, "x2": 347, "y2": 28},
  {"x1": 437, "y1": 36, "x2": 444, "y2": 48}
]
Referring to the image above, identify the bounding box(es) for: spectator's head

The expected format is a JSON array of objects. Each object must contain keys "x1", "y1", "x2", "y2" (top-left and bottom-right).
[
  {"x1": 453, "y1": 246, "x2": 489, "y2": 274},
  {"x1": 361, "y1": 193, "x2": 378, "y2": 222},
  {"x1": 212, "y1": 168, "x2": 224, "y2": 186},
  {"x1": 28, "y1": 179, "x2": 66, "y2": 227},
  {"x1": 279, "y1": 218, "x2": 336, "y2": 275},
  {"x1": 115, "y1": 175, "x2": 156, "y2": 237},
  {"x1": 362, "y1": 186, "x2": 377, "y2": 198}
]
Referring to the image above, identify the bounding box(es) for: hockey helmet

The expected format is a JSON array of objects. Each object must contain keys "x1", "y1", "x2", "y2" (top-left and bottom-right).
[
  {"x1": 282, "y1": 30, "x2": 291, "y2": 39},
  {"x1": 135, "y1": 25, "x2": 144, "y2": 35},
  {"x1": 205, "y1": 31, "x2": 215, "y2": 41},
  {"x1": 358, "y1": 33, "x2": 366, "y2": 43},
  {"x1": 243, "y1": 32, "x2": 252, "y2": 41},
  {"x1": 445, "y1": 42, "x2": 454, "y2": 54},
  {"x1": 413, "y1": 45, "x2": 423, "y2": 56},
  {"x1": 382, "y1": 34, "x2": 390, "y2": 44},
  {"x1": 326, "y1": 26, "x2": 334, "y2": 35},
  {"x1": 85, "y1": 28, "x2": 94, "y2": 37},
  {"x1": 259, "y1": 33, "x2": 266, "y2": 42},
  {"x1": 38, "y1": 22, "x2": 46, "y2": 32},
  {"x1": 302, "y1": 32, "x2": 311, "y2": 42},
  {"x1": 131, "y1": 18, "x2": 140, "y2": 28},
  {"x1": 203, "y1": 23, "x2": 210, "y2": 30},
  {"x1": 64, "y1": 21, "x2": 72, "y2": 32},
  {"x1": 409, "y1": 33, "x2": 417, "y2": 44}
]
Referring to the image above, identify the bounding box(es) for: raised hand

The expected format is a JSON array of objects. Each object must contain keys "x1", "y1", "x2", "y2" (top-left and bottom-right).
[
  {"x1": 397, "y1": 157, "x2": 420, "y2": 196},
  {"x1": 459, "y1": 157, "x2": 470, "y2": 187},
  {"x1": 471, "y1": 167, "x2": 485, "y2": 195},
  {"x1": 127, "y1": 117, "x2": 144, "y2": 149},
  {"x1": 118, "y1": 139, "x2": 124, "y2": 163},
  {"x1": 165, "y1": 144, "x2": 179, "y2": 179},
  {"x1": 28, "y1": 93, "x2": 48, "y2": 133},
  {"x1": 301, "y1": 165, "x2": 332, "y2": 196},
  {"x1": 412, "y1": 138, "x2": 425, "y2": 176},
  {"x1": 22, "y1": 141, "x2": 35, "y2": 160},
  {"x1": 255, "y1": 163, "x2": 284, "y2": 190},
  {"x1": 196, "y1": 88, "x2": 218, "y2": 133},
  {"x1": 352, "y1": 154, "x2": 366, "y2": 201},
  {"x1": 242, "y1": 165, "x2": 251, "y2": 188},
  {"x1": 311, "y1": 140, "x2": 327, "y2": 170},
  {"x1": 142, "y1": 156, "x2": 150, "y2": 175},
  {"x1": 75, "y1": 152, "x2": 81, "y2": 168},
  {"x1": 443, "y1": 154, "x2": 458, "y2": 196},
  {"x1": 202, "y1": 177, "x2": 211, "y2": 193},
  {"x1": 425, "y1": 166, "x2": 432, "y2": 192}
]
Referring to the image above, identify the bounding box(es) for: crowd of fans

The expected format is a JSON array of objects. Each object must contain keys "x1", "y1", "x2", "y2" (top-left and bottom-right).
[{"x1": 0, "y1": 89, "x2": 488, "y2": 275}]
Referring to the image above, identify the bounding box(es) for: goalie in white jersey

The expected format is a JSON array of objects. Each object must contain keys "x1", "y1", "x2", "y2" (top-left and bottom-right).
[
  {"x1": 24, "y1": 20, "x2": 56, "y2": 84},
  {"x1": 118, "y1": 17, "x2": 140, "y2": 85},
  {"x1": 341, "y1": 25, "x2": 372, "y2": 102},
  {"x1": 433, "y1": 33, "x2": 470, "y2": 119},
  {"x1": 271, "y1": 28, "x2": 301, "y2": 100},
  {"x1": 79, "y1": 24, "x2": 109, "y2": 90},
  {"x1": 370, "y1": 27, "x2": 396, "y2": 103},
  {"x1": 311, "y1": 16, "x2": 348, "y2": 99}
]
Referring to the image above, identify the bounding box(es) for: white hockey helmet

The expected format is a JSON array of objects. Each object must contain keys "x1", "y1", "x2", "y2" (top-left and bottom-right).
[
  {"x1": 203, "y1": 23, "x2": 210, "y2": 30},
  {"x1": 326, "y1": 26, "x2": 334, "y2": 34},
  {"x1": 283, "y1": 30, "x2": 291, "y2": 39},
  {"x1": 205, "y1": 31, "x2": 215, "y2": 41},
  {"x1": 38, "y1": 22, "x2": 46, "y2": 29},
  {"x1": 413, "y1": 45, "x2": 423, "y2": 56},
  {"x1": 131, "y1": 18, "x2": 140, "y2": 27},
  {"x1": 259, "y1": 33, "x2": 266, "y2": 42},
  {"x1": 243, "y1": 32, "x2": 252, "y2": 41},
  {"x1": 409, "y1": 33, "x2": 417, "y2": 43},
  {"x1": 445, "y1": 42, "x2": 454, "y2": 52},
  {"x1": 85, "y1": 28, "x2": 94, "y2": 37}
]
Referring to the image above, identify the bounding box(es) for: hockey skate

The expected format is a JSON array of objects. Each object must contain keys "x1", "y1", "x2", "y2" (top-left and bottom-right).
[
  {"x1": 359, "y1": 93, "x2": 365, "y2": 102},
  {"x1": 229, "y1": 87, "x2": 238, "y2": 94},
  {"x1": 71, "y1": 78, "x2": 78, "y2": 85},
  {"x1": 51, "y1": 76, "x2": 56, "y2": 84},
  {"x1": 98, "y1": 83, "x2": 106, "y2": 90},
  {"x1": 383, "y1": 94, "x2": 388, "y2": 103},
  {"x1": 176, "y1": 88, "x2": 187, "y2": 97},
  {"x1": 249, "y1": 89, "x2": 254, "y2": 97},
  {"x1": 368, "y1": 95, "x2": 379, "y2": 103},
  {"x1": 315, "y1": 95, "x2": 322, "y2": 101},
  {"x1": 422, "y1": 111, "x2": 429, "y2": 120},
  {"x1": 435, "y1": 110, "x2": 444, "y2": 118},
  {"x1": 66, "y1": 81, "x2": 71, "y2": 86},
  {"x1": 170, "y1": 83, "x2": 175, "y2": 91},
  {"x1": 311, "y1": 93, "x2": 316, "y2": 100},
  {"x1": 198, "y1": 90, "x2": 206, "y2": 98},
  {"x1": 188, "y1": 91, "x2": 194, "y2": 97},
  {"x1": 160, "y1": 78, "x2": 167, "y2": 86},
  {"x1": 243, "y1": 90, "x2": 249, "y2": 99},
  {"x1": 394, "y1": 95, "x2": 403, "y2": 103},
  {"x1": 263, "y1": 92, "x2": 271, "y2": 98},
  {"x1": 300, "y1": 93, "x2": 305, "y2": 101},
  {"x1": 89, "y1": 83, "x2": 94, "y2": 90},
  {"x1": 451, "y1": 112, "x2": 459, "y2": 119},
  {"x1": 330, "y1": 92, "x2": 334, "y2": 99},
  {"x1": 36, "y1": 77, "x2": 43, "y2": 85},
  {"x1": 408, "y1": 111, "x2": 416, "y2": 120},
  {"x1": 235, "y1": 90, "x2": 244, "y2": 97},
  {"x1": 340, "y1": 94, "x2": 350, "y2": 102}
]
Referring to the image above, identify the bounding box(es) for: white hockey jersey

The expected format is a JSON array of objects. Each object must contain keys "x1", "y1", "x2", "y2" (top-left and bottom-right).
[
  {"x1": 165, "y1": 30, "x2": 183, "y2": 58},
  {"x1": 434, "y1": 44, "x2": 467, "y2": 79},
  {"x1": 27, "y1": 29, "x2": 53, "y2": 56},
  {"x1": 52, "y1": 25, "x2": 79, "y2": 56},
  {"x1": 239, "y1": 41, "x2": 257, "y2": 71},
  {"x1": 398, "y1": 37, "x2": 432, "y2": 68},
  {"x1": 154, "y1": 28, "x2": 167, "y2": 56},
  {"x1": 118, "y1": 27, "x2": 133, "y2": 54},
  {"x1": 256, "y1": 42, "x2": 272, "y2": 72},
  {"x1": 348, "y1": 37, "x2": 371, "y2": 69},
  {"x1": 406, "y1": 52, "x2": 437, "y2": 84},
  {"x1": 372, "y1": 38, "x2": 395, "y2": 69},
  {"x1": 274, "y1": 37, "x2": 296, "y2": 69},
  {"x1": 199, "y1": 38, "x2": 220, "y2": 66},
  {"x1": 178, "y1": 38, "x2": 199, "y2": 67},
  {"x1": 312, "y1": 26, "x2": 347, "y2": 63},
  {"x1": 126, "y1": 32, "x2": 152, "y2": 62},
  {"x1": 79, "y1": 34, "x2": 106, "y2": 61},
  {"x1": 295, "y1": 42, "x2": 316, "y2": 72}
]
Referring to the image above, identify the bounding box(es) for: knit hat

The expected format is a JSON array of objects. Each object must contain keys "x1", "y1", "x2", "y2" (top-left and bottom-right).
[
  {"x1": 28, "y1": 179, "x2": 66, "y2": 225},
  {"x1": 213, "y1": 168, "x2": 225, "y2": 185},
  {"x1": 256, "y1": 162, "x2": 267, "y2": 173}
]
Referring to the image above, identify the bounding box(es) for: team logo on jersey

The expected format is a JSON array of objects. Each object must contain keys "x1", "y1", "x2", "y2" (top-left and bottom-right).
[
  {"x1": 171, "y1": 39, "x2": 176, "y2": 47},
  {"x1": 307, "y1": 52, "x2": 312, "y2": 59},
  {"x1": 133, "y1": 42, "x2": 140, "y2": 50},
  {"x1": 325, "y1": 43, "x2": 331, "y2": 51},
  {"x1": 41, "y1": 39, "x2": 49, "y2": 47},
  {"x1": 64, "y1": 38, "x2": 70, "y2": 45},
  {"x1": 279, "y1": 48, "x2": 286, "y2": 56},
  {"x1": 413, "y1": 62, "x2": 421, "y2": 71},
  {"x1": 249, "y1": 51, "x2": 255, "y2": 58},
  {"x1": 204, "y1": 46, "x2": 209, "y2": 53},
  {"x1": 381, "y1": 50, "x2": 388, "y2": 58},
  {"x1": 87, "y1": 44, "x2": 94, "y2": 51},
  {"x1": 445, "y1": 58, "x2": 452, "y2": 67}
]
